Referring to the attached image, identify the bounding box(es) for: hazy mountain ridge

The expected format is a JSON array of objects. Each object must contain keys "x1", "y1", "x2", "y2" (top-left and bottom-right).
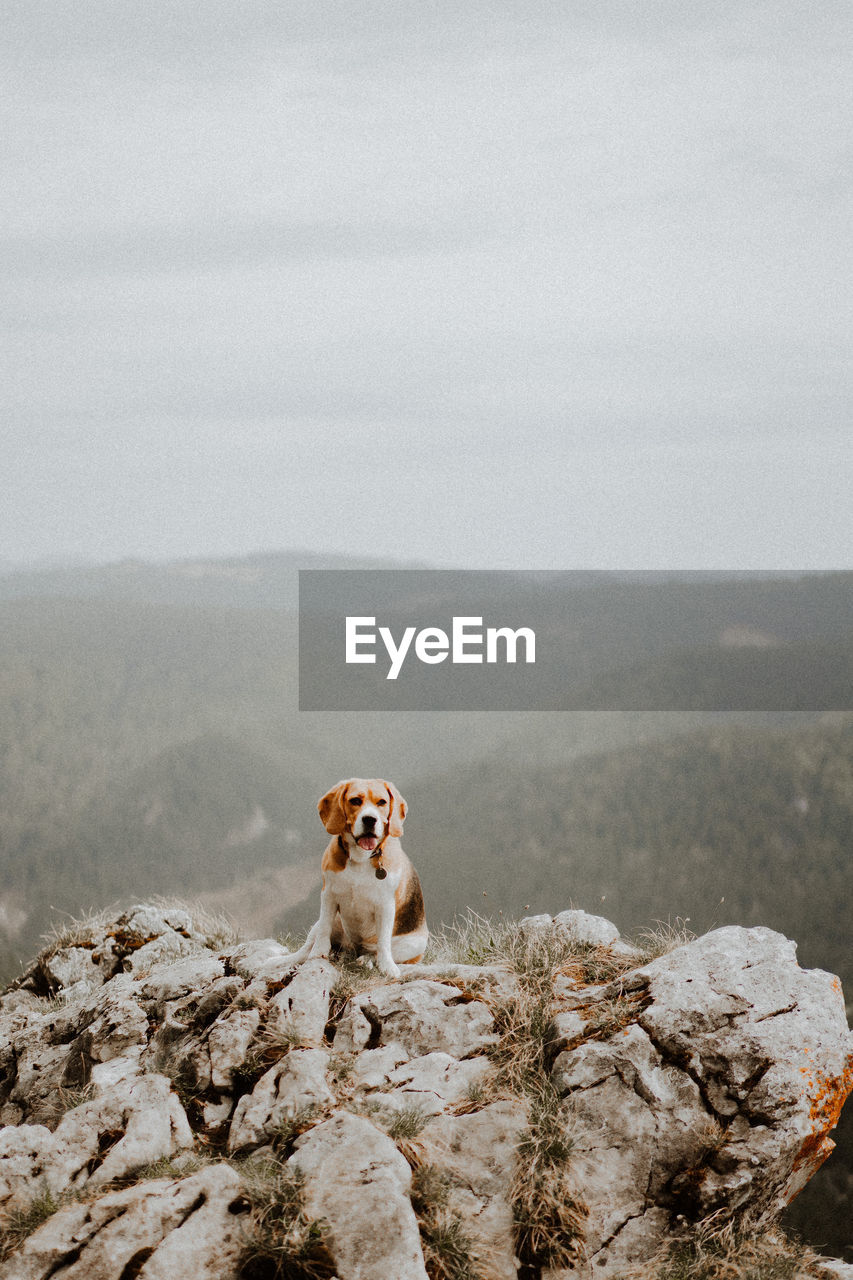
[{"x1": 0, "y1": 550, "x2": 429, "y2": 610}]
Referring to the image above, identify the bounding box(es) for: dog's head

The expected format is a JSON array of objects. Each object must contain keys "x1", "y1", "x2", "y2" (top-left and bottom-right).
[{"x1": 318, "y1": 777, "x2": 407, "y2": 858}]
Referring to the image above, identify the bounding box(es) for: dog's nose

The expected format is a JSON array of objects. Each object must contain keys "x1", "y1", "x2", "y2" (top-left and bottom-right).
[{"x1": 361, "y1": 814, "x2": 376, "y2": 830}]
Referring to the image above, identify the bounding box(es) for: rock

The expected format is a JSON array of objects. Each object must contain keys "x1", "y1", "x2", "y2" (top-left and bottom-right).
[
  {"x1": 517, "y1": 913, "x2": 554, "y2": 936},
  {"x1": 207, "y1": 1008, "x2": 261, "y2": 1091},
  {"x1": 90, "y1": 1052, "x2": 144, "y2": 1093},
  {"x1": 376, "y1": 1051, "x2": 495, "y2": 1116},
  {"x1": 637, "y1": 927, "x2": 853, "y2": 1213},
  {"x1": 40, "y1": 946, "x2": 105, "y2": 996},
  {"x1": 418, "y1": 1101, "x2": 528, "y2": 1280},
  {"x1": 550, "y1": 925, "x2": 853, "y2": 1276},
  {"x1": 518, "y1": 909, "x2": 622, "y2": 950},
  {"x1": 552, "y1": 1022, "x2": 708, "y2": 1265},
  {"x1": 549, "y1": 1009, "x2": 586, "y2": 1047},
  {"x1": 4, "y1": 1031, "x2": 74, "y2": 1126},
  {"x1": 46, "y1": 1074, "x2": 193, "y2": 1192},
  {"x1": 202, "y1": 1096, "x2": 235, "y2": 1129},
  {"x1": 74, "y1": 995, "x2": 150, "y2": 1073},
  {"x1": 1, "y1": 903, "x2": 851, "y2": 1279},
  {"x1": 136, "y1": 954, "x2": 225, "y2": 1004},
  {"x1": 122, "y1": 904, "x2": 195, "y2": 938},
  {"x1": 289, "y1": 1111, "x2": 428, "y2": 1280},
  {"x1": 228, "y1": 1049, "x2": 333, "y2": 1153},
  {"x1": 350, "y1": 1043, "x2": 410, "y2": 1088},
  {"x1": 191, "y1": 976, "x2": 245, "y2": 1024},
  {"x1": 0, "y1": 1126, "x2": 55, "y2": 1214},
  {"x1": 553, "y1": 909, "x2": 621, "y2": 948},
  {"x1": 0, "y1": 1074, "x2": 193, "y2": 1214},
  {"x1": 817, "y1": 1262, "x2": 853, "y2": 1280},
  {"x1": 0, "y1": 1163, "x2": 250, "y2": 1280},
  {"x1": 3, "y1": 904, "x2": 218, "y2": 1014},
  {"x1": 265, "y1": 958, "x2": 336, "y2": 1046},
  {"x1": 124, "y1": 932, "x2": 199, "y2": 974},
  {"x1": 333, "y1": 980, "x2": 497, "y2": 1058},
  {"x1": 224, "y1": 937, "x2": 296, "y2": 979},
  {"x1": 2, "y1": 982, "x2": 148, "y2": 1124}
]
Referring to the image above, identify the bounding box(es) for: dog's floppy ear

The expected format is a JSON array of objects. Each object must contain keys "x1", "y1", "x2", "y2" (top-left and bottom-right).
[
  {"x1": 318, "y1": 780, "x2": 350, "y2": 834},
  {"x1": 386, "y1": 782, "x2": 408, "y2": 838}
]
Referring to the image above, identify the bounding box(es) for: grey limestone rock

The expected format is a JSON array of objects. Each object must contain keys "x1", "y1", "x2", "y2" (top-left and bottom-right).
[
  {"x1": 39, "y1": 946, "x2": 106, "y2": 998},
  {"x1": 550, "y1": 924, "x2": 853, "y2": 1276},
  {"x1": 418, "y1": 1100, "x2": 528, "y2": 1280},
  {"x1": 333, "y1": 979, "x2": 498, "y2": 1058},
  {"x1": 223, "y1": 936, "x2": 295, "y2": 980},
  {"x1": 228, "y1": 1048, "x2": 334, "y2": 1153},
  {"x1": 265, "y1": 957, "x2": 336, "y2": 1046},
  {"x1": 0, "y1": 1074, "x2": 192, "y2": 1214},
  {"x1": 0, "y1": 1163, "x2": 249, "y2": 1280},
  {"x1": 552, "y1": 908, "x2": 622, "y2": 948},
  {"x1": 0, "y1": 1126, "x2": 54, "y2": 1215},
  {"x1": 46, "y1": 1073, "x2": 193, "y2": 1193},
  {"x1": 207, "y1": 1007, "x2": 261, "y2": 1091},
  {"x1": 0, "y1": 903, "x2": 851, "y2": 1280},
  {"x1": 375, "y1": 1050, "x2": 495, "y2": 1116},
  {"x1": 289, "y1": 1110, "x2": 429, "y2": 1280}
]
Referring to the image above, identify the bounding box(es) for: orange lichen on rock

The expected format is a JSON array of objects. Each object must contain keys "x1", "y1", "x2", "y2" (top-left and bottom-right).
[{"x1": 790, "y1": 1055, "x2": 853, "y2": 1181}]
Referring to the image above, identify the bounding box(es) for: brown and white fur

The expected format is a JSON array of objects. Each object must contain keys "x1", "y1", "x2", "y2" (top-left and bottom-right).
[{"x1": 283, "y1": 777, "x2": 428, "y2": 978}]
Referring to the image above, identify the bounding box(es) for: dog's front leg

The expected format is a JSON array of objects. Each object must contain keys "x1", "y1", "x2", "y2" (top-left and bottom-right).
[
  {"x1": 307, "y1": 890, "x2": 336, "y2": 960},
  {"x1": 375, "y1": 899, "x2": 401, "y2": 979}
]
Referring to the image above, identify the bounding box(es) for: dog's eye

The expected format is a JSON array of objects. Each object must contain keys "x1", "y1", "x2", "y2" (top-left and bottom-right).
[
  {"x1": 349, "y1": 796, "x2": 363, "y2": 807},
  {"x1": 377, "y1": 799, "x2": 387, "y2": 807}
]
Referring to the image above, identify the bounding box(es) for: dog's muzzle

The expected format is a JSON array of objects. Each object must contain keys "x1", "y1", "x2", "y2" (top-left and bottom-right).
[{"x1": 354, "y1": 807, "x2": 384, "y2": 852}]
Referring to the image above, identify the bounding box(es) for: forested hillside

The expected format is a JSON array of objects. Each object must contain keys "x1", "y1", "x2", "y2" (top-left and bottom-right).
[{"x1": 388, "y1": 716, "x2": 853, "y2": 991}]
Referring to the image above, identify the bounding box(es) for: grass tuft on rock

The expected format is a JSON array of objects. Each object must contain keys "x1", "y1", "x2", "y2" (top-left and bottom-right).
[
  {"x1": 633, "y1": 916, "x2": 697, "y2": 962},
  {"x1": 270, "y1": 1104, "x2": 327, "y2": 1156},
  {"x1": 385, "y1": 1103, "x2": 430, "y2": 1142},
  {"x1": 410, "y1": 1164, "x2": 478, "y2": 1280},
  {"x1": 429, "y1": 911, "x2": 591, "y2": 1269},
  {"x1": 38, "y1": 904, "x2": 121, "y2": 957},
  {"x1": 147, "y1": 895, "x2": 242, "y2": 950},
  {"x1": 0, "y1": 1188, "x2": 70, "y2": 1262},
  {"x1": 629, "y1": 1218, "x2": 833, "y2": 1280},
  {"x1": 237, "y1": 1156, "x2": 336, "y2": 1280},
  {"x1": 509, "y1": 1084, "x2": 588, "y2": 1271}
]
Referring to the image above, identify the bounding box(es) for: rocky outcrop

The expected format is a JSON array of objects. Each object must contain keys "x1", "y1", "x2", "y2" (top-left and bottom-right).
[
  {"x1": 549, "y1": 925, "x2": 853, "y2": 1273},
  {"x1": 0, "y1": 902, "x2": 850, "y2": 1279}
]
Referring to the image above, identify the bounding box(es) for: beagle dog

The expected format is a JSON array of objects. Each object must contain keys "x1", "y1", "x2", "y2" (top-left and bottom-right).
[{"x1": 284, "y1": 778, "x2": 428, "y2": 978}]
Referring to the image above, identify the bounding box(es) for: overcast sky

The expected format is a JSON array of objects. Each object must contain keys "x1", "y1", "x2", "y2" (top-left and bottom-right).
[{"x1": 2, "y1": 1, "x2": 851, "y2": 569}]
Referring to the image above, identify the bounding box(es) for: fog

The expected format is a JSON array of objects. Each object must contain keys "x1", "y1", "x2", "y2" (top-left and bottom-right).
[{"x1": 2, "y1": 1, "x2": 851, "y2": 568}]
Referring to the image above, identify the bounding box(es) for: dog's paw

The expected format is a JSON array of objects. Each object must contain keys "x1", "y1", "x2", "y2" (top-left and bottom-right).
[{"x1": 377, "y1": 956, "x2": 401, "y2": 979}]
